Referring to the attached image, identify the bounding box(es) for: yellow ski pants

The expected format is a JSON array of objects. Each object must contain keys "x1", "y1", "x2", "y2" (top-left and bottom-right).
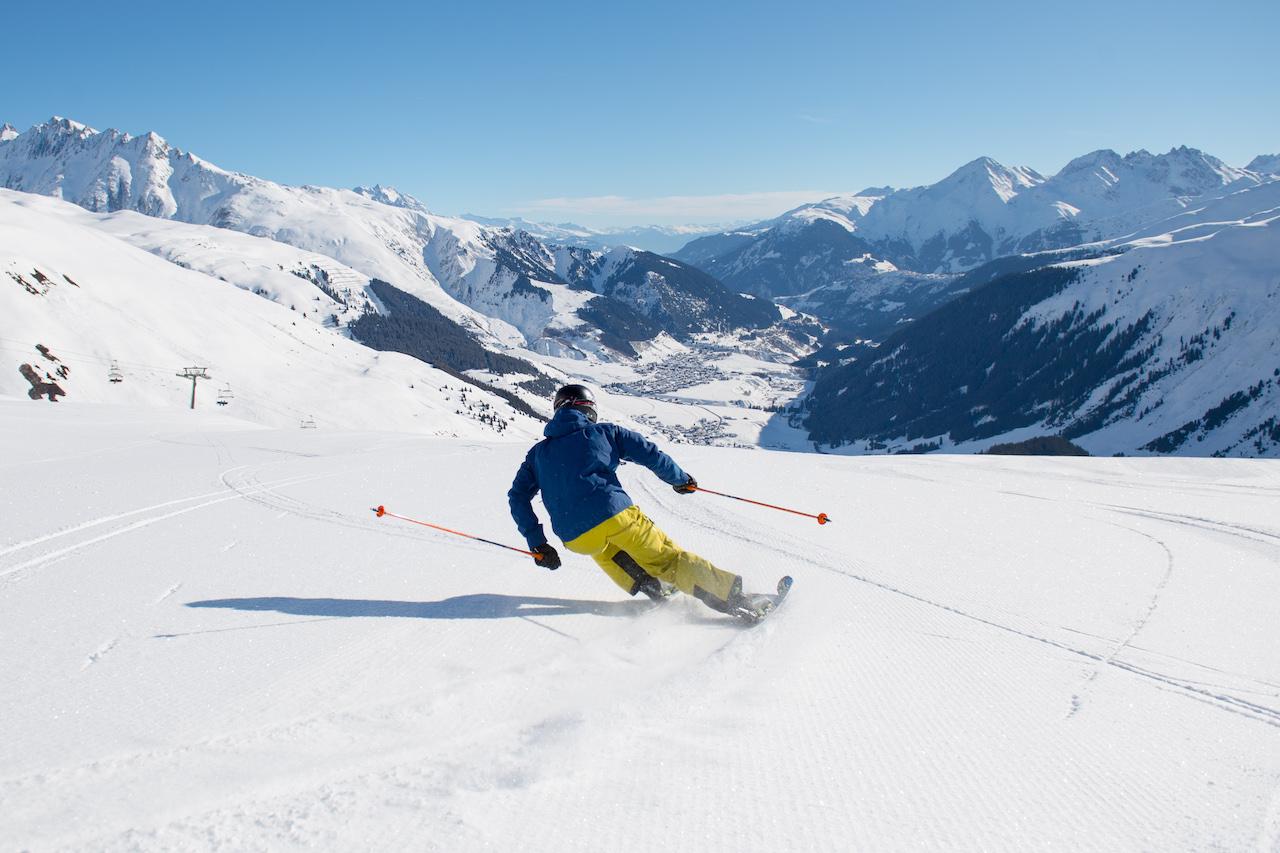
[{"x1": 564, "y1": 505, "x2": 741, "y2": 610}]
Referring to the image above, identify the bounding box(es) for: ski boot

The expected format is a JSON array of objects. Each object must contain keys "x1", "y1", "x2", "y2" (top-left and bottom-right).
[
  {"x1": 725, "y1": 576, "x2": 793, "y2": 624},
  {"x1": 637, "y1": 575, "x2": 677, "y2": 602}
]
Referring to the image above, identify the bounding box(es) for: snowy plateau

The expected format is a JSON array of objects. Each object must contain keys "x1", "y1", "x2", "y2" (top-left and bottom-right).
[{"x1": 1, "y1": 115, "x2": 1280, "y2": 850}]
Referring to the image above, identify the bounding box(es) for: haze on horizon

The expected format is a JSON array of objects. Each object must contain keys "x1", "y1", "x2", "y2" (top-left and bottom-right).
[{"x1": 5, "y1": 0, "x2": 1278, "y2": 228}]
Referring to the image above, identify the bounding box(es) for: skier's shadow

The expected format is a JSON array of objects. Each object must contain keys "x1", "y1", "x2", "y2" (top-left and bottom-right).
[{"x1": 186, "y1": 594, "x2": 651, "y2": 620}]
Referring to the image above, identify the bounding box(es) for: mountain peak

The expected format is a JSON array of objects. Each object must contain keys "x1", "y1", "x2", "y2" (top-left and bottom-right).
[
  {"x1": 42, "y1": 116, "x2": 96, "y2": 137},
  {"x1": 936, "y1": 156, "x2": 1043, "y2": 202},
  {"x1": 1246, "y1": 154, "x2": 1280, "y2": 176},
  {"x1": 1059, "y1": 149, "x2": 1124, "y2": 174},
  {"x1": 1151, "y1": 145, "x2": 1215, "y2": 165},
  {"x1": 353, "y1": 184, "x2": 429, "y2": 212},
  {"x1": 0, "y1": 123, "x2": 17, "y2": 142}
]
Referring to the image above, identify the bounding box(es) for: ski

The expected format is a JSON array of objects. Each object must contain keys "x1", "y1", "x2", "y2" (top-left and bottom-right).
[{"x1": 731, "y1": 575, "x2": 793, "y2": 624}]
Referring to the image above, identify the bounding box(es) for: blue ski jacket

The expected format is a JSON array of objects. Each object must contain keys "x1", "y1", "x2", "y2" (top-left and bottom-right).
[{"x1": 508, "y1": 407, "x2": 690, "y2": 548}]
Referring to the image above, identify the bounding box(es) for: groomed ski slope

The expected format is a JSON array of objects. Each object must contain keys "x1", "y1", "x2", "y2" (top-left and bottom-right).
[{"x1": 2, "y1": 401, "x2": 1278, "y2": 851}]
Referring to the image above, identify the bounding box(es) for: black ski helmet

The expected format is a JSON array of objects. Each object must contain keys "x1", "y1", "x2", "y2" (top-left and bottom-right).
[{"x1": 553, "y1": 383, "x2": 598, "y2": 422}]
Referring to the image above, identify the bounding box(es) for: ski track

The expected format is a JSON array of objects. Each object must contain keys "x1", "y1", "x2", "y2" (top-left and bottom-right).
[
  {"x1": 634, "y1": 474, "x2": 1280, "y2": 730},
  {"x1": 153, "y1": 583, "x2": 182, "y2": 605},
  {"x1": 1066, "y1": 519, "x2": 1175, "y2": 718},
  {"x1": 0, "y1": 471, "x2": 334, "y2": 585},
  {"x1": 0, "y1": 465, "x2": 314, "y2": 562},
  {"x1": 80, "y1": 637, "x2": 120, "y2": 671},
  {"x1": 1095, "y1": 502, "x2": 1280, "y2": 548}
]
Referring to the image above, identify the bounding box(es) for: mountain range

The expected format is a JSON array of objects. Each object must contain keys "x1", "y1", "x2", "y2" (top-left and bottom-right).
[
  {"x1": 3, "y1": 115, "x2": 1278, "y2": 457},
  {"x1": 675, "y1": 148, "x2": 1277, "y2": 338},
  {"x1": 0, "y1": 118, "x2": 795, "y2": 364}
]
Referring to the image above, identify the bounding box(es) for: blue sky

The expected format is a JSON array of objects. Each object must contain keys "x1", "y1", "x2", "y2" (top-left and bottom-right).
[{"x1": 5, "y1": 0, "x2": 1277, "y2": 226}]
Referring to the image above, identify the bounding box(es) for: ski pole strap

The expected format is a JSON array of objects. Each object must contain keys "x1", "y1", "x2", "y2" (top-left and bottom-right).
[
  {"x1": 691, "y1": 487, "x2": 831, "y2": 525},
  {"x1": 371, "y1": 505, "x2": 542, "y2": 559}
]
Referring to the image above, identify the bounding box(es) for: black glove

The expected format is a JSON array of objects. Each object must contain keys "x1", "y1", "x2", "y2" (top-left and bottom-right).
[
  {"x1": 673, "y1": 476, "x2": 698, "y2": 495},
  {"x1": 531, "y1": 543, "x2": 561, "y2": 570}
]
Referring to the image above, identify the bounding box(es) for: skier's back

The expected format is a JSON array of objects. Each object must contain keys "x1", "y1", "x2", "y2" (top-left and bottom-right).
[{"x1": 508, "y1": 384, "x2": 748, "y2": 613}]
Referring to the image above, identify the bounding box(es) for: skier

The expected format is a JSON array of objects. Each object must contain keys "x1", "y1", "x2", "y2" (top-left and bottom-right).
[{"x1": 508, "y1": 383, "x2": 761, "y2": 616}]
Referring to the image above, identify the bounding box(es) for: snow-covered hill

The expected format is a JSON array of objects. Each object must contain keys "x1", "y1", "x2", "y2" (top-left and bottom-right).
[
  {"x1": 803, "y1": 180, "x2": 1280, "y2": 457},
  {"x1": 0, "y1": 118, "x2": 790, "y2": 362},
  {"x1": 0, "y1": 189, "x2": 543, "y2": 437},
  {"x1": 2, "y1": 404, "x2": 1277, "y2": 849},
  {"x1": 1, "y1": 188, "x2": 815, "y2": 449}
]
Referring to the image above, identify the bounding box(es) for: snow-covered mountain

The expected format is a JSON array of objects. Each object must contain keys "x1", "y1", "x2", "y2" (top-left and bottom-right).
[
  {"x1": 802, "y1": 180, "x2": 1280, "y2": 457},
  {"x1": 673, "y1": 190, "x2": 887, "y2": 291},
  {"x1": 1, "y1": 187, "x2": 815, "y2": 449},
  {"x1": 675, "y1": 148, "x2": 1275, "y2": 337},
  {"x1": 670, "y1": 189, "x2": 960, "y2": 337},
  {"x1": 684, "y1": 148, "x2": 1267, "y2": 279},
  {"x1": 418, "y1": 222, "x2": 787, "y2": 360},
  {"x1": 0, "y1": 189, "x2": 545, "y2": 437},
  {"x1": 1248, "y1": 154, "x2": 1280, "y2": 177},
  {"x1": 0, "y1": 118, "x2": 499, "y2": 332},
  {"x1": 0, "y1": 118, "x2": 788, "y2": 362}
]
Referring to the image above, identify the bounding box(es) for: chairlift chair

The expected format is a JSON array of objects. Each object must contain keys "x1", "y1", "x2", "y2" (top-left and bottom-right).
[
  {"x1": 107, "y1": 361, "x2": 124, "y2": 384},
  {"x1": 216, "y1": 384, "x2": 234, "y2": 406}
]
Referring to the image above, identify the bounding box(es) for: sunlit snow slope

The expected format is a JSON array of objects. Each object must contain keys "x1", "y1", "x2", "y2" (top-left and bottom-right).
[
  {"x1": 2, "y1": 403, "x2": 1277, "y2": 851},
  {"x1": 0, "y1": 190, "x2": 540, "y2": 438}
]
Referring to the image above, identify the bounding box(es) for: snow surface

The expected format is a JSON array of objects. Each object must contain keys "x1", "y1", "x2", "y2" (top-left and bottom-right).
[{"x1": 2, "y1": 402, "x2": 1278, "y2": 850}]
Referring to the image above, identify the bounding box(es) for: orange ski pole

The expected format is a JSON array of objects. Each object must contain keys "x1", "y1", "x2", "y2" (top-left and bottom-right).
[
  {"x1": 371, "y1": 505, "x2": 543, "y2": 560},
  {"x1": 692, "y1": 487, "x2": 831, "y2": 525}
]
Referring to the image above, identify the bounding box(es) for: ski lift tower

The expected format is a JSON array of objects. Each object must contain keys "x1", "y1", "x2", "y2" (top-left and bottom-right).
[{"x1": 176, "y1": 367, "x2": 210, "y2": 409}]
